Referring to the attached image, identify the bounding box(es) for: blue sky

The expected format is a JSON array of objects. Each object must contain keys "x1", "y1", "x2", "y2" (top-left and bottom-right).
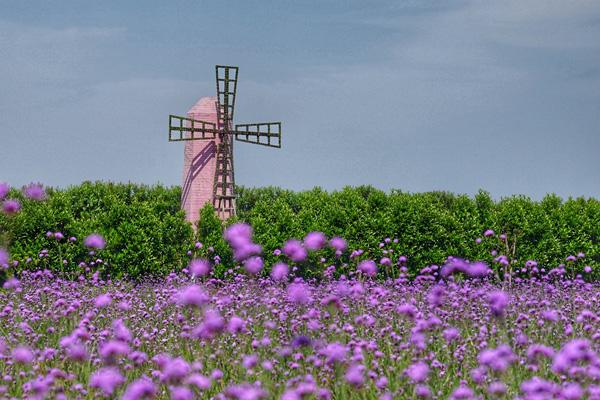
[{"x1": 1, "y1": 0, "x2": 599, "y2": 199}]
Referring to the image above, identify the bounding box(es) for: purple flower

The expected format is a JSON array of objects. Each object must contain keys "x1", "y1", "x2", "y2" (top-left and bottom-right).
[
  {"x1": 12, "y1": 345, "x2": 34, "y2": 364},
  {"x1": 483, "y1": 229, "x2": 495, "y2": 237},
  {"x1": 561, "y1": 383, "x2": 583, "y2": 400},
  {"x1": 242, "y1": 354, "x2": 258, "y2": 369},
  {"x1": 449, "y1": 385, "x2": 475, "y2": 400},
  {"x1": 122, "y1": 377, "x2": 156, "y2": 400},
  {"x1": 94, "y1": 294, "x2": 112, "y2": 308},
  {"x1": 406, "y1": 362, "x2": 429, "y2": 383},
  {"x1": 224, "y1": 383, "x2": 268, "y2": 400},
  {"x1": 478, "y1": 344, "x2": 515, "y2": 372},
  {"x1": 414, "y1": 385, "x2": 431, "y2": 398},
  {"x1": 170, "y1": 386, "x2": 194, "y2": 400},
  {"x1": 283, "y1": 239, "x2": 307, "y2": 262},
  {"x1": 84, "y1": 233, "x2": 106, "y2": 249},
  {"x1": 2, "y1": 277, "x2": 19, "y2": 290},
  {"x1": 552, "y1": 339, "x2": 594, "y2": 374},
  {"x1": 99, "y1": 340, "x2": 130, "y2": 364},
  {"x1": 0, "y1": 182, "x2": 9, "y2": 199},
  {"x1": 243, "y1": 256, "x2": 264, "y2": 275},
  {"x1": 270, "y1": 262, "x2": 289, "y2": 281},
  {"x1": 488, "y1": 290, "x2": 509, "y2": 318},
  {"x1": 291, "y1": 335, "x2": 312, "y2": 348},
  {"x1": 65, "y1": 342, "x2": 88, "y2": 361},
  {"x1": 443, "y1": 327, "x2": 460, "y2": 343},
  {"x1": 188, "y1": 258, "x2": 211, "y2": 277},
  {"x1": 287, "y1": 283, "x2": 312, "y2": 305},
  {"x1": 2, "y1": 199, "x2": 21, "y2": 215},
  {"x1": 193, "y1": 308, "x2": 225, "y2": 339},
  {"x1": 185, "y1": 374, "x2": 212, "y2": 391},
  {"x1": 162, "y1": 357, "x2": 191, "y2": 384},
  {"x1": 178, "y1": 285, "x2": 209, "y2": 308},
  {"x1": 487, "y1": 381, "x2": 506, "y2": 396},
  {"x1": 304, "y1": 231, "x2": 327, "y2": 251},
  {"x1": 321, "y1": 342, "x2": 347, "y2": 364},
  {"x1": 23, "y1": 183, "x2": 46, "y2": 200},
  {"x1": 227, "y1": 316, "x2": 247, "y2": 334},
  {"x1": 345, "y1": 364, "x2": 365, "y2": 387},
  {"x1": 330, "y1": 236, "x2": 347, "y2": 253},
  {"x1": 0, "y1": 247, "x2": 8, "y2": 266},
  {"x1": 225, "y1": 223, "x2": 261, "y2": 261},
  {"x1": 357, "y1": 260, "x2": 377, "y2": 277},
  {"x1": 90, "y1": 367, "x2": 125, "y2": 396}
]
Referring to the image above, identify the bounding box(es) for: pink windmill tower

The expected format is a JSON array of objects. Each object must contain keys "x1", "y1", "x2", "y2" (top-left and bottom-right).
[{"x1": 168, "y1": 65, "x2": 282, "y2": 226}]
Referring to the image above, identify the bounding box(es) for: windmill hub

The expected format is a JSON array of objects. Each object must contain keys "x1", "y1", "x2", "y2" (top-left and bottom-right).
[{"x1": 169, "y1": 65, "x2": 282, "y2": 225}]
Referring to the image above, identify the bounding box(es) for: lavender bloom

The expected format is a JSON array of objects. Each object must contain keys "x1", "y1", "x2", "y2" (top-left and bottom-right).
[
  {"x1": 488, "y1": 290, "x2": 509, "y2": 318},
  {"x1": 84, "y1": 233, "x2": 106, "y2": 249},
  {"x1": 12, "y1": 345, "x2": 34, "y2": 364},
  {"x1": 89, "y1": 367, "x2": 125, "y2": 396},
  {"x1": 287, "y1": 283, "x2": 312, "y2": 305},
  {"x1": 345, "y1": 364, "x2": 364, "y2": 387},
  {"x1": 283, "y1": 239, "x2": 307, "y2": 262},
  {"x1": 357, "y1": 260, "x2": 377, "y2": 277},
  {"x1": 162, "y1": 357, "x2": 191, "y2": 384},
  {"x1": 99, "y1": 340, "x2": 130, "y2": 364},
  {"x1": 188, "y1": 258, "x2": 211, "y2": 277},
  {"x1": 304, "y1": 231, "x2": 327, "y2": 251},
  {"x1": 178, "y1": 285, "x2": 209, "y2": 308},
  {"x1": 552, "y1": 339, "x2": 595, "y2": 374},
  {"x1": 483, "y1": 229, "x2": 495, "y2": 237},
  {"x1": 0, "y1": 248, "x2": 8, "y2": 266},
  {"x1": 478, "y1": 344, "x2": 516, "y2": 372},
  {"x1": 449, "y1": 385, "x2": 475, "y2": 400},
  {"x1": 330, "y1": 236, "x2": 347, "y2": 253},
  {"x1": 406, "y1": 362, "x2": 429, "y2": 383},
  {"x1": 225, "y1": 223, "x2": 262, "y2": 261},
  {"x1": 321, "y1": 342, "x2": 347, "y2": 364},
  {"x1": 270, "y1": 262, "x2": 289, "y2": 281},
  {"x1": 2, "y1": 277, "x2": 20, "y2": 290},
  {"x1": 2, "y1": 199, "x2": 21, "y2": 215},
  {"x1": 0, "y1": 182, "x2": 9, "y2": 199},
  {"x1": 415, "y1": 385, "x2": 432, "y2": 398},
  {"x1": 227, "y1": 316, "x2": 247, "y2": 334},
  {"x1": 185, "y1": 374, "x2": 212, "y2": 391},
  {"x1": 243, "y1": 256, "x2": 264, "y2": 275},
  {"x1": 224, "y1": 383, "x2": 268, "y2": 400},
  {"x1": 94, "y1": 294, "x2": 112, "y2": 308},
  {"x1": 22, "y1": 183, "x2": 46, "y2": 200},
  {"x1": 122, "y1": 377, "x2": 156, "y2": 400}
]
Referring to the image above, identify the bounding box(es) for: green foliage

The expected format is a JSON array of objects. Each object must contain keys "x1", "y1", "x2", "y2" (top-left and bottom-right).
[
  {"x1": 0, "y1": 181, "x2": 193, "y2": 279},
  {"x1": 1, "y1": 182, "x2": 598, "y2": 279},
  {"x1": 236, "y1": 186, "x2": 599, "y2": 278}
]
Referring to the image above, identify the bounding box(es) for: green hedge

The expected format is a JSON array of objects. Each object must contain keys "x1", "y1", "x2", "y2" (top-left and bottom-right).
[
  {"x1": 234, "y1": 186, "x2": 599, "y2": 278},
  {"x1": 0, "y1": 182, "x2": 193, "y2": 279},
  {"x1": 1, "y1": 182, "x2": 598, "y2": 279}
]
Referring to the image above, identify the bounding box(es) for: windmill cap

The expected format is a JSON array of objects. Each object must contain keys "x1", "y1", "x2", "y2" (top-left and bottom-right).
[{"x1": 187, "y1": 96, "x2": 217, "y2": 116}]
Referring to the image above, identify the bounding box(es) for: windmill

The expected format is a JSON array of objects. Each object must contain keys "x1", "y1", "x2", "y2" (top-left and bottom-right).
[{"x1": 168, "y1": 65, "x2": 282, "y2": 222}]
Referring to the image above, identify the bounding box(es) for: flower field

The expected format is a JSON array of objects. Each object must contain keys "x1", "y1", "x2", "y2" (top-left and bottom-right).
[
  {"x1": 1, "y1": 235, "x2": 599, "y2": 399},
  {"x1": 1, "y1": 183, "x2": 599, "y2": 399}
]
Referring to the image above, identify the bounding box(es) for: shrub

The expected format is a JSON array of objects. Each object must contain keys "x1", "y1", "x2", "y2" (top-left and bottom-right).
[{"x1": 1, "y1": 182, "x2": 597, "y2": 279}]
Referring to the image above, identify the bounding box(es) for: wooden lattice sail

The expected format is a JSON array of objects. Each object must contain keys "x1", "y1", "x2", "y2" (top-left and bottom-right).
[{"x1": 168, "y1": 65, "x2": 282, "y2": 224}]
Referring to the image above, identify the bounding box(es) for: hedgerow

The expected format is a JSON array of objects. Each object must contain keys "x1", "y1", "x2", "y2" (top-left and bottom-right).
[{"x1": 0, "y1": 182, "x2": 598, "y2": 279}]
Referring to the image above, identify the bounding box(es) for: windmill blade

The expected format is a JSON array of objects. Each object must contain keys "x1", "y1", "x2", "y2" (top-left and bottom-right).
[
  {"x1": 234, "y1": 122, "x2": 281, "y2": 148},
  {"x1": 168, "y1": 115, "x2": 218, "y2": 141},
  {"x1": 215, "y1": 65, "x2": 239, "y2": 129}
]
